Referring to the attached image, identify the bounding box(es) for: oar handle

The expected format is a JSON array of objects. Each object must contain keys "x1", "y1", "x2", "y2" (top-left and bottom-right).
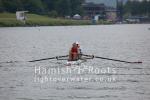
[
  {"x1": 57, "y1": 55, "x2": 69, "y2": 58},
  {"x1": 56, "y1": 55, "x2": 69, "y2": 60}
]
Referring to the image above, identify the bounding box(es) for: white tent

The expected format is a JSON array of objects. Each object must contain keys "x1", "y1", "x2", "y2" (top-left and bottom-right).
[{"x1": 73, "y1": 14, "x2": 81, "y2": 20}]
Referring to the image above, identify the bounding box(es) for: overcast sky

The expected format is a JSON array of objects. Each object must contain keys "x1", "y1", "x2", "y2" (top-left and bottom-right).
[{"x1": 85, "y1": 0, "x2": 128, "y2": 8}]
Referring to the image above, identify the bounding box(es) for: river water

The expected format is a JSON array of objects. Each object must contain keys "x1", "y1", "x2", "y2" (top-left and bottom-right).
[{"x1": 0, "y1": 24, "x2": 150, "y2": 100}]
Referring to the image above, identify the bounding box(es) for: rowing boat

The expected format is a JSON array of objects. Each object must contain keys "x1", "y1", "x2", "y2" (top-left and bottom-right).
[{"x1": 66, "y1": 59, "x2": 87, "y2": 66}]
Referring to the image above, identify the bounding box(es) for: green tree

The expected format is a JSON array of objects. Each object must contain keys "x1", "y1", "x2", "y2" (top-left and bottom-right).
[
  {"x1": 2, "y1": 0, "x2": 23, "y2": 12},
  {"x1": 22, "y1": 0, "x2": 45, "y2": 14},
  {"x1": 70, "y1": 0, "x2": 84, "y2": 15},
  {"x1": 0, "y1": 0, "x2": 84, "y2": 17},
  {"x1": 123, "y1": 0, "x2": 150, "y2": 17},
  {"x1": 0, "y1": 0, "x2": 4, "y2": 12},
  {"x1": 57, "y1": 0, "x2": 71, "y2": 16},
  {"x1": 42, "y1": 0, "x2": 54, "y2": 11}
]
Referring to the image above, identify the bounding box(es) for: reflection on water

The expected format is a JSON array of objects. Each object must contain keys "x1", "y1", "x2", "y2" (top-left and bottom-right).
[{"x1": 0, "y1": 24, "x2": 150, "y2": 100}]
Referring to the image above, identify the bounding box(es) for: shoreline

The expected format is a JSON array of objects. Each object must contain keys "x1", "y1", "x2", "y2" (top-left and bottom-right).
[
  {"x1": 1, "y1": 13, "x2": 149, "y2": 27},
  {"x1": 0, "y1": 23, "x2": 150, "y2": 28},
  {"x1": 0, "y1": 13, "x2": 113, "y2": 27},
  {"x1": 0, "y1": 20, "x2": 113, "y2": 27}
]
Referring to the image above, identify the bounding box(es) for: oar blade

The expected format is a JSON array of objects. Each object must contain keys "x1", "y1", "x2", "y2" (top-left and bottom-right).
[{"x1": 132, "y1": 61, "x2": 142, "y2": 63}]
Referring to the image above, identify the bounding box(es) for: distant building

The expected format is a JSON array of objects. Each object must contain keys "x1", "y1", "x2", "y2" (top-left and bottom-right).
[
  {"x1": 84, "y1": 0, "x2": 124, "y2": 21},
  {"x1": 105, "y1": 7, "x2": 117, "y2": 21},
  {"x1": 85, "y1": 0, "x2": 117, "y2": 8},
  {"x1": 82, "y1": 3, "x2": 106, "y2": 20},
  {"x1": 16, "y1": 11, "x2": 28, "y2": 23}
]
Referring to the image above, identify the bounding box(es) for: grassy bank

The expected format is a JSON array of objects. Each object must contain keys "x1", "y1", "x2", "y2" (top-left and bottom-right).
[{"x1": 0, "y1": 13, "x2": 112, "y2": 27}]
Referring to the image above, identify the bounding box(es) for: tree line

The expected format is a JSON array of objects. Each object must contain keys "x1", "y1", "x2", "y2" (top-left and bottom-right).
[
  {"x1": 123, "y1": 0, "x2": 150, "y2": 17},
  {"x1": 0, "y1": 0, "x2": 150, "y2": 18},
  {"x1": 0, "y1": 0, "x2": 84, "y2": 17}
]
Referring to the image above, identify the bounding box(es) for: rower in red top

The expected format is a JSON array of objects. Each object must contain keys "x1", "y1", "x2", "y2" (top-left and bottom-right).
[
  {"x1": 76, "y1": 41, "x2": 82, "y2": 58},
  {"x1": 69, "y1": 42, "x2": 79, "y2": 61}
]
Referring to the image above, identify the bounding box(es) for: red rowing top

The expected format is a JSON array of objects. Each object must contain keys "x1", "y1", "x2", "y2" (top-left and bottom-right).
[{"x1": 71, "y1": 47, "x2": 78, "y2": 53}]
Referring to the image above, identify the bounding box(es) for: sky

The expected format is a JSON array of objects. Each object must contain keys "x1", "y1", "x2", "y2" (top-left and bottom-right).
[{"x1": 85, "y1": 0, "x2": 128, "y2": 8}]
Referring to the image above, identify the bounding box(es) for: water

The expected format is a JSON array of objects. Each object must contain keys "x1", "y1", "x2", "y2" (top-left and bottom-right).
[{"x1": 0, "y1": 24, "x2": 150, "y2": 100}]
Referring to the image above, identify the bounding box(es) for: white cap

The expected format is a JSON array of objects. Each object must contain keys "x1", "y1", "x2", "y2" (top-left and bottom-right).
[{"x1": 75, "y1": 41, "x2": 79, "y2": 44}]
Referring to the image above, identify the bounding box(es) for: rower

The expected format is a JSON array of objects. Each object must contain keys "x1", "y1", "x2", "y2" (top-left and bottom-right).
[
  {"x1": 69, "y1": 42, "x2": 79, "y2": 61},
  {"x1": 76, "y1": 42, "x2": 82, "y2": 59}
]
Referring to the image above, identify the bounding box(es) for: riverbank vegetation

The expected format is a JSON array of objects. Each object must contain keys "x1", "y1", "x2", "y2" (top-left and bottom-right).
[
  {"x1": 0, "y1": 13, "x2": 112, "y2": 27},
  {"x1": 0, "y1": 13, "x2": 94, "y2": 27},
  {"x1": 1, "y1": 0, "x2": 149, "y2": 26}
]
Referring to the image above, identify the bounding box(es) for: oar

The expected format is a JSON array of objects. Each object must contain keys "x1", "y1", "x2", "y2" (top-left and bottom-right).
[
  {"x1": 29, "y1": 57, "x2": 56, "y2": 62},
  {"x1": 56, "y1": 55, "x2": 69, "y2": 60},
  {"x1": 29, "y1": 55, "x2": 69, "y2": 62},
  {"x1": 82, "y1": 54, "x2": 142, "y2": 64}
]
